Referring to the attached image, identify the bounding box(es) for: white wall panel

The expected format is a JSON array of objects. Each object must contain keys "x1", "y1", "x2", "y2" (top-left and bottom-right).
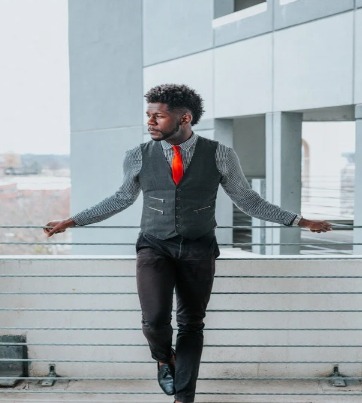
[
  {"x1": 274, "y1": 12, "x2": 354, "y2": 111},
  {"x1": 143, "y1": 50, "x2": 214, "y2": 121},
  {"x1": 143, "y1": 0, "x2": 213, "y2": 66},
  {"x1": 214, "y1": 35, "x2": 272, "y2": 117},
  {"x1": 274, "y1": 0, "x2": 354, "y2": 30}
]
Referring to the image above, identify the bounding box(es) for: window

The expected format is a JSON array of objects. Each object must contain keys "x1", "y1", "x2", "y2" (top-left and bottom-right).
[
  {"x1": 213, "y1": 0, "x2": 267, "y2": 27},
  {"x1": 234, "y1": 0, "x2": 266, "y2": 12}
]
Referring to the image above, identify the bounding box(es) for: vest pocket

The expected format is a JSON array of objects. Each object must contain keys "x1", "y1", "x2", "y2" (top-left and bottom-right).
[
  {"x1": 193, "y1": 205, "x2": 211, "y2": 214},
  {"x1": 148, "y1": 196, "x2": 165, "y2": 203},
  {"x1": 148, "y1": 206, "x2": 164, "y2": 215}
]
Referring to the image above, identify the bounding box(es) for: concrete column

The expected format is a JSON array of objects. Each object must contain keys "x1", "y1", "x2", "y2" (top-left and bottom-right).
[
  {"x1": 233, "y1": 116, "x2": 266, "y2": 254},
  {"x1": 354, "y1": 105, "x2": 362, "y2": 254},
  {"x1": 214, "y1": 119, "x2": 234, "y2": 247},
  {"x1": 68, "y1": 0, "x2": 143, "y2": 255},
  {"x1": 265, "y1": 112, "x2": 302, "y2": 254}
]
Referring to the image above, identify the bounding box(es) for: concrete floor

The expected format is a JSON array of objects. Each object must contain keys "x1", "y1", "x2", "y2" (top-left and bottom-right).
[{"x1": 0, "y1": 379, "x2": 361, "y2": 403}]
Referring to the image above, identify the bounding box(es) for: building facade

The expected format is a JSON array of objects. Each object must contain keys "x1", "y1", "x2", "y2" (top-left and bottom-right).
[{"x1": 68, "y1": 0, "x2": 362, "y2": 254}]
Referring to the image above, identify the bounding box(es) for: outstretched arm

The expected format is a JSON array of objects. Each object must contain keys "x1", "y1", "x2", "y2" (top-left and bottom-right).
[
  {"x1": 43, "y1": 146, "x2": 142, "y2": 237},
  {"x1": 217, "y1": 145, "x2": 332, "y2": 232}
]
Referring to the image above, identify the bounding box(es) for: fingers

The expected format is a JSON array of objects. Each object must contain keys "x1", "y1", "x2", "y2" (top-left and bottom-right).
[
  {"x1": 43, "y1": 222, "x2": 55, "y2": 236},
  {"x1": 310, "y1": 221, "x2": 333, "y2": 233},
  {"x1": 43, "y1": 218, "x2": 75, "y2": 237},
  {"x1": 48, "y1": 226, "x2": 65, "y2": 237},
  {"x1": 43, "y1": 221, "x2": 65, "y2": 237},
  {"x1": 43, "y1": 226, "x2": 56, "y2": 238},
  {"x1": 319, "y1": 221, "x2": 333, "y2": 232}
]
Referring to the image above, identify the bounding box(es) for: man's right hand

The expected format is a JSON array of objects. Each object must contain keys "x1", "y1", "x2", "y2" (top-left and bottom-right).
[{"x1": 43, "y1": 219, "x2": 76, "y2": 237}]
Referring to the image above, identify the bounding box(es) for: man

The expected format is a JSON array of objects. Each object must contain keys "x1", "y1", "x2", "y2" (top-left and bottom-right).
[{"x1": 44, "y1": 84, "x2": 332, "y2": 403}]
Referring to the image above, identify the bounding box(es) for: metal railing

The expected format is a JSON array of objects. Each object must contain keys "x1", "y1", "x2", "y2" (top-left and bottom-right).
[
  {"x1": 0, "y1": 223, "x2": 360, "y2": 254},
  {"x1": 1, "y1": 255, "x2": 362, "y2": 401}
]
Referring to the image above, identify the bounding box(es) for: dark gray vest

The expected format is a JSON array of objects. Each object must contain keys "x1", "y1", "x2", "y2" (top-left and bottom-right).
[{"x1": 139, "y1": 137, "x2": 222, "y2": 240}]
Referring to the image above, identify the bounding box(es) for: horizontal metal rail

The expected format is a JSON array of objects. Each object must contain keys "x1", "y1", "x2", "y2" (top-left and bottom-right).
[
  {"x1": 1, "y1": 241, "x2": 360, "y2": 246},
  {"x1": 0, "y1": 274, "x2": 361, "y2": 278},
  {"x1": 0, "y1": 375, "x2": 361, "y2": 381},
  {"x1": 0, "y1": 307, "x2": 361, "y2": 312},
  {"x1": 1, "y1": 390, "x2": 360, "y2": 396},
  {"x1": 1, "y1": 326, "x2": 361, "y2": 331},
  {"x1": 1, "y1": 342, "x2": 361, "y2": 348},
  {"x1": 1, "y1": 224, "x2": 360, "y2": 229},
  {"x1": 0, "y1": 291, "x2": 361, "y2": 295},
  {"x1": 2, "y1": 359, "x2": 362, "y2": 364}
]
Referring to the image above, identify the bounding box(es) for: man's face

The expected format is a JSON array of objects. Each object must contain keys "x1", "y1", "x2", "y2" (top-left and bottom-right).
[{"x1": 146, "y1": 103, "x2": 183, "y2": 142}]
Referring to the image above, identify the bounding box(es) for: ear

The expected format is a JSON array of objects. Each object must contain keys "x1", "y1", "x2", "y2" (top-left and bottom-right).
[{"x1": 180, "y1": 112, "x2": 192, "y2": 125}]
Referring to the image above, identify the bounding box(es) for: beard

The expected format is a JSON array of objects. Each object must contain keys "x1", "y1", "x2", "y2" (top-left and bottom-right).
[{"x1": 150, "y1": 123, "x2": 180, "y2": 141}]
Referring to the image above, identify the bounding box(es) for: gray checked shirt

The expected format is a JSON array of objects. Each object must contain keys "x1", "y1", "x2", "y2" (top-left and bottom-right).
[{"x1": 71, "y1": 134, "x2": 298, "y2": 227}]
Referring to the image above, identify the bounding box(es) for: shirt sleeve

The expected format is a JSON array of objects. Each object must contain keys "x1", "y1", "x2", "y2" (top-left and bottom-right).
[
  {"x1": 71, "y1": 146, "x2": 142, "y2": 226},
  {"x1": 216, "y1": 144, "x2": 297, "y2": 226}
]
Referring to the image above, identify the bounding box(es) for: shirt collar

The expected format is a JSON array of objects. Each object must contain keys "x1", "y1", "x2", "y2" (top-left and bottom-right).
[{"x1": 161, "y1": 133, "x2": 198, "y2": 151}]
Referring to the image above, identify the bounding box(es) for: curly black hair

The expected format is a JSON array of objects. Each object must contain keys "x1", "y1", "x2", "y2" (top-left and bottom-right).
[{"x1": 144, "y1": 84, "x2": 205, "y2": 126}]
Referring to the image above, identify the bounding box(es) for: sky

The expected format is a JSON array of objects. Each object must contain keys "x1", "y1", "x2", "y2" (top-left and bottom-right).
[{"x1": 0, "y1": 0, "x2": 70, "y2": 155}]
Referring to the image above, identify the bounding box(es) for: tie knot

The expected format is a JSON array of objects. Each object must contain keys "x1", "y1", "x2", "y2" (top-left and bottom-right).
[{"x1": 172, "y1": 145, "x2": 181, "y2": 154}]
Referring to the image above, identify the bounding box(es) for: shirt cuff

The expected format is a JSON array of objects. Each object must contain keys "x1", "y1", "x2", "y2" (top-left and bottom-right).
[{"x1": 292, "y1": 214, "x2": 303, "y2": 226}]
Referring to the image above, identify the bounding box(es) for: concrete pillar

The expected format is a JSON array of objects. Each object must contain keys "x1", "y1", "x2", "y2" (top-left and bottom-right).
[
  {"x1": 265, "y1": 112, "x2": 302, "y2": 254},
  {"x1": 233, "y1": 116, "x2": 266, "y2": 178},
  {"x1": 233, "y1": 116, "x2": 266, "y2": 254},
  {"x1": 68, "y1": 0, "x2": 143, "y2": 255},
  {"x1": 214, "y1": 119, "x2": 234, "y2": 247},
  {"x1": 354, "y1": 104, "x2": 362, "y2": 254}
]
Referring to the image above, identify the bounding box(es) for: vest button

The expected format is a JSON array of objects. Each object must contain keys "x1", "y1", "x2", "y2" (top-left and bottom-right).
[
  {"x1": 176, "y1": 215, "x2": 180, "y2": 218},
  {"x1": 176, "y1": 224, "x2": 181, "y2": 227},
  {"x1": 176, "y1": 197, "x2": 180, "y2": 200},
  {"x1": 177, "y1": 189, "x2": 181, "y2": 192},
  {"x1": 176, "y1": 206, "x2": 180, "y2": 210}
]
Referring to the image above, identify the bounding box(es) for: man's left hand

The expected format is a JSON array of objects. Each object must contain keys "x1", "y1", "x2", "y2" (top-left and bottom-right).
[{"x1": 298, "y1": 218, "x2": 333, "y2": 233}]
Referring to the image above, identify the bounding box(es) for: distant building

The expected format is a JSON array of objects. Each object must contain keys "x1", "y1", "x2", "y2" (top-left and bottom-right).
[{"x1": 4, "y1": 164, "x2": 41, "y2": 176}]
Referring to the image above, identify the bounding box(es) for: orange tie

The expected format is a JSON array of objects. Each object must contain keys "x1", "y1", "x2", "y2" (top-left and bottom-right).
[{"x1": 171, "y1": 145, "x2": 184, "y2": 185}]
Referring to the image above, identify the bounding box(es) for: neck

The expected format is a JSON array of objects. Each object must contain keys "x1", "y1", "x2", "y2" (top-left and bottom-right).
[{"x1": 166, "y1": 129, "x2": 193, "y2": 145}]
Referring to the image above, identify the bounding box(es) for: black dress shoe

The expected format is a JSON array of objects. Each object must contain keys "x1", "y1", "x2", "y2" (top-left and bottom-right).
[{"x1": 157, "y1": 361, "x2": 175, "y2": 396}]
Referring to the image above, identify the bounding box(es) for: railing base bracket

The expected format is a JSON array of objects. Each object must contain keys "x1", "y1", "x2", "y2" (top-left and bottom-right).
[
  {"x1": 329, "y1": 364, "x2": 347, "y2": 387},
  {"x1": 41, "y1": 364, "x2": 58, "y2": 387}
]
